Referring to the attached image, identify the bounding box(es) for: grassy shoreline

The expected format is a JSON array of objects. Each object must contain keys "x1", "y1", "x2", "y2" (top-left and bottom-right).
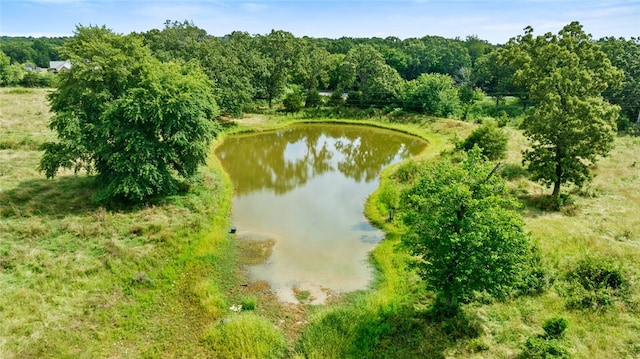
[{"x1": 2, "y1": 88, "x2": 639, "y2": 358}]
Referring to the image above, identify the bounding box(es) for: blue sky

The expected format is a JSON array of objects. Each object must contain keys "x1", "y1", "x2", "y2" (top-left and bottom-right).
[{"x1": 1, "y1": 0, "x2": 638, "y2": 44}]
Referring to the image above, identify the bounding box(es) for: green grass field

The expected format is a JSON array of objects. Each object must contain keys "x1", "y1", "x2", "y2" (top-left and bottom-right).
[{"x1": 1, "y1": 88, "x2": 639, "y2": 358}]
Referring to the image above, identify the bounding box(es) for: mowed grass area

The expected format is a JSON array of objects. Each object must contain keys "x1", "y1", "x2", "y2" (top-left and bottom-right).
[{"x1": 1, "y1": 88, "x2": 639, "y2": 358}]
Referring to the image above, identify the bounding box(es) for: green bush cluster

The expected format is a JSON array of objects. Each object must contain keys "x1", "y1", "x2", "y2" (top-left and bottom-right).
[
  {"x1": 562, "y1": 255, "x2": 628, "y2": 310},
  {"x1": 519, "y1": 317, "x2": 571, "y2": 358},
  {"x1": 457, "y1": 121, "x2": 508, "y2": 160}
]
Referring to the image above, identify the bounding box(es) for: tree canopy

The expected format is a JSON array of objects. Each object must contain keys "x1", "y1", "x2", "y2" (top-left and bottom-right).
[
  {"x1": 40, "y1": 25, "x2": 220, "y2": 203},
  {"x1": 503, "y1": 22, "x2": 622, "y2": 199},
  {"x1": 401, "y1": 149, "x2": 533, "y2": 316}
]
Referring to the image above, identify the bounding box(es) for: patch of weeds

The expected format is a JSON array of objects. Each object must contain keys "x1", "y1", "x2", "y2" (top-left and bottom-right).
[
  {"x1": 5, "y1": 88, "x2": 34, "y2": 95},
  {"x1": 202, "y1": 313, "x2": 287, "y2": 359},
  {"x1": 440, "y1": 310, "x2": 484, "y2": 340},
  {"x1": 559, "y1": 255, "x2": 628, "y2": 310},
  {"x1": 520, "y1": 337, "x2": 572, "y2": 358},
  {"x1": 293, "y1": 287, "x2": 312, "y2": 303},
  {"x1": 468, "y1": 337, "x2": 490, "y2": 352},
  {"x1": 518, "y1": 317, "x2": 571, "y2": 358},
  {"x1": 392, "y1": 160, "x2": 421, "y2": 184},
  {"x1": 131, "y1": 271, "x2": 155, "y2": 288},
  {"x1": 241, "y1": 296, "x2": 257, "y2": 311},
  {"x1": 516, "y1": 246, "x2": 553, "y2": 296},
  {"x1": 192, "y1": 279, "x2": 227, "y2": 318}
]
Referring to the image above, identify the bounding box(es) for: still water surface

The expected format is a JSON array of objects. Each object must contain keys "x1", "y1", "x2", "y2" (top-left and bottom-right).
[{"x1": 215, "y1": 124, "x2": 426, "y2": 303}]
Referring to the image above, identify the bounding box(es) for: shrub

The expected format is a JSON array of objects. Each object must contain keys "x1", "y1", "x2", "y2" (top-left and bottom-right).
[
  {"x1": 569, "y1": 256, "x2": 626, "y2": 291},
  {"x1": 392, "y1": 160, "x2": 420, "y2": 184},
  {"x1": 283, "y1": 91, "x2": 304, "y2": 113},
  {"x1": 346, "y1": 90, "x2": 363, "y2": 107},
  {"x1": 518, "y1": 317, "x2": 570, "y2": 358},
  {"x1": 562, "y1": 255, "x2": 628, "y2": 310},
  {"x1": 458, "y1": 121, "x2": 508, "y2": 160},
  {"x1": 304, "y1": 89, "x2": 323, "y2": 107},
  {"x1": 327, "y1": 91, "x2": 344, "y2": 107},
  {"x1": 400, "y1": 73, "x2": 461, "y2": 117},
  {"x1": 516, "y1": 246, "x2": 553, "y2": 296},
  {"x1": 543, "y1": 317, "x2": 568, "y2": 339},
  {"x1": 520, "y1": 337, "x2": 571, "y2": 358},
  {"x1": 440, "y1": 310, "x2": 483, "y2": 339}
]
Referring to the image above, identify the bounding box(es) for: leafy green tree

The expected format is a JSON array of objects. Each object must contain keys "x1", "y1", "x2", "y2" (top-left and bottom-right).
[
  {"x1": 338, "y1": 44, "x2": 403, "y2": 107},
  {"x1": 143, "y1": 20, "x2": 207, "y2": 62},
  {"x1": 473, "y1": 49, "x2": 518, "y2": 106},
  {"x1": 201, "y1": 33, "x2": 257, "y2": 117},
  {"x1": 400, "y1": 36, "x2": 471, "y2": 80},
  {"x1": 376, "y1": 44, "x2": 408, "y2": 77},
  {"x1": 255, "y1": 30, "x2": 299, "y2": 108},
  {"x1": 503, "y1": 22, "x2": 622, "y2": 199},
  {"x1": 401, "y1": 149, "x2": 533, "y2": 317},
  {"x1": 458, "y1": 83, "x2": 485, "y2": 119},
  {"x1": 143, "y1": 23, "x2": 255, "y2": 117},
  {"x1": 464, "y1": 35, "x2": 494, "y2": 66},
  {"x1": 0, "y1": 52, "x2": 16, "y2": 85},
  {"x1": 598, "y1": 37, "x2": 640, "y2": 131},
  {"x1": 0, "y1": 51, "x2": 24, "y2": 86},
  {"x1": 293, "y1": 38, "x2": 331, "y2": 91},
  {"x1": 458, "y1": 121, "x2": 508, "y2": 160},
  {"x1": 40, "y1": 25, "x2": 220, "y2": 203},
  {"x1": 400, "y1": 73, "x2": 460, "y2": 117},
  {"x1": 282, "y1": 89, "x2": 303, "y2": 113},
  {"x1": 31, "y1": 38, "x2": 60, "y2": 68},
  {"x1": 304, "y1": 89, "x2": 323, "y2": 108},
  {"x1": 1, "y1": 39, "x2": 35, "y2": 64}
]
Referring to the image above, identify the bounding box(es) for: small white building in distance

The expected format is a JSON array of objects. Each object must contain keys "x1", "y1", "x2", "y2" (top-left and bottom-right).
[{"x1": 49, "y1": 60, "x2": 72, "y2": 72}]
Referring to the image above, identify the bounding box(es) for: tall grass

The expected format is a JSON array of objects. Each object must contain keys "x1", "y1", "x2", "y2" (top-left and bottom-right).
[
  {"x1": 0, "y1": 88, "x2": 238, "y2": 358},
  {"x1": 2, "y1": 87, "x2": 639, "y2": 358},
  {"x1": 202, "y1": 313, "x2": 287, "y2": 359}
]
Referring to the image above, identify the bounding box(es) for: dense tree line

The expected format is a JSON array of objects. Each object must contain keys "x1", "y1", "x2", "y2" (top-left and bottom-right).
[
  {"x1": 0, "y1": 36, "x2": 65, "y2": 67},
  {"x1": 1, "y1": 22, "x2": 638, "y2": 123},
  {"x1": 4, "y1": 21, "x2": 637, "y2": 202}
]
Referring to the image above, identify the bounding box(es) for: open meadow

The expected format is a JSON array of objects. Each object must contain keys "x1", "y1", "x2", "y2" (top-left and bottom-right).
[{"x1": 1, "y1": 87, "x2": 639, "y2": 358}]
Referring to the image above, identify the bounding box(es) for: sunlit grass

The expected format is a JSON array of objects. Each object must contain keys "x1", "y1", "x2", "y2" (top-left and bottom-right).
[
  {"x1": 2, "y1": 88, "x2": 639, "y2": 358},
  {"x1": 0, "y1": 88, "x2": 239, "y2": 358}
]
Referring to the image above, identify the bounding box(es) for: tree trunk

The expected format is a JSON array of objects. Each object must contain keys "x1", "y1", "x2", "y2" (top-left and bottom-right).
[
  {"x1": 552, "y1": 179, "x2": 561, "y2": 198},
  {"x1": 552, "y1": 162, "x2": 562, "y2": 198}
]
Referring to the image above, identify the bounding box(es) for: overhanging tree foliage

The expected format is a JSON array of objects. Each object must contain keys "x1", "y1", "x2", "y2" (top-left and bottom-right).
[
  {"x1": 40, "y1": 25, "x2": 220, "y2": 203},
  {"x1": 503, "y1": 22, "x2": 622, "y2": 200},
  {"x1": 401, "y1": 149, "x2": 533, "y2": 317}
]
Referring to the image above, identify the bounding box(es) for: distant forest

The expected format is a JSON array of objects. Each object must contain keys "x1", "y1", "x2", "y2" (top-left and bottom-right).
[{"x1": 1, "y1": 20, "x2": 638, "y2": 125}]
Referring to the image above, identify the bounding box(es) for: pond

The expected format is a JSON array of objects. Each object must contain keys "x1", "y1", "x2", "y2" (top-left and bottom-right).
[{"x1": 215, "y1": 124, "x2": 426, "y2": 303}]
